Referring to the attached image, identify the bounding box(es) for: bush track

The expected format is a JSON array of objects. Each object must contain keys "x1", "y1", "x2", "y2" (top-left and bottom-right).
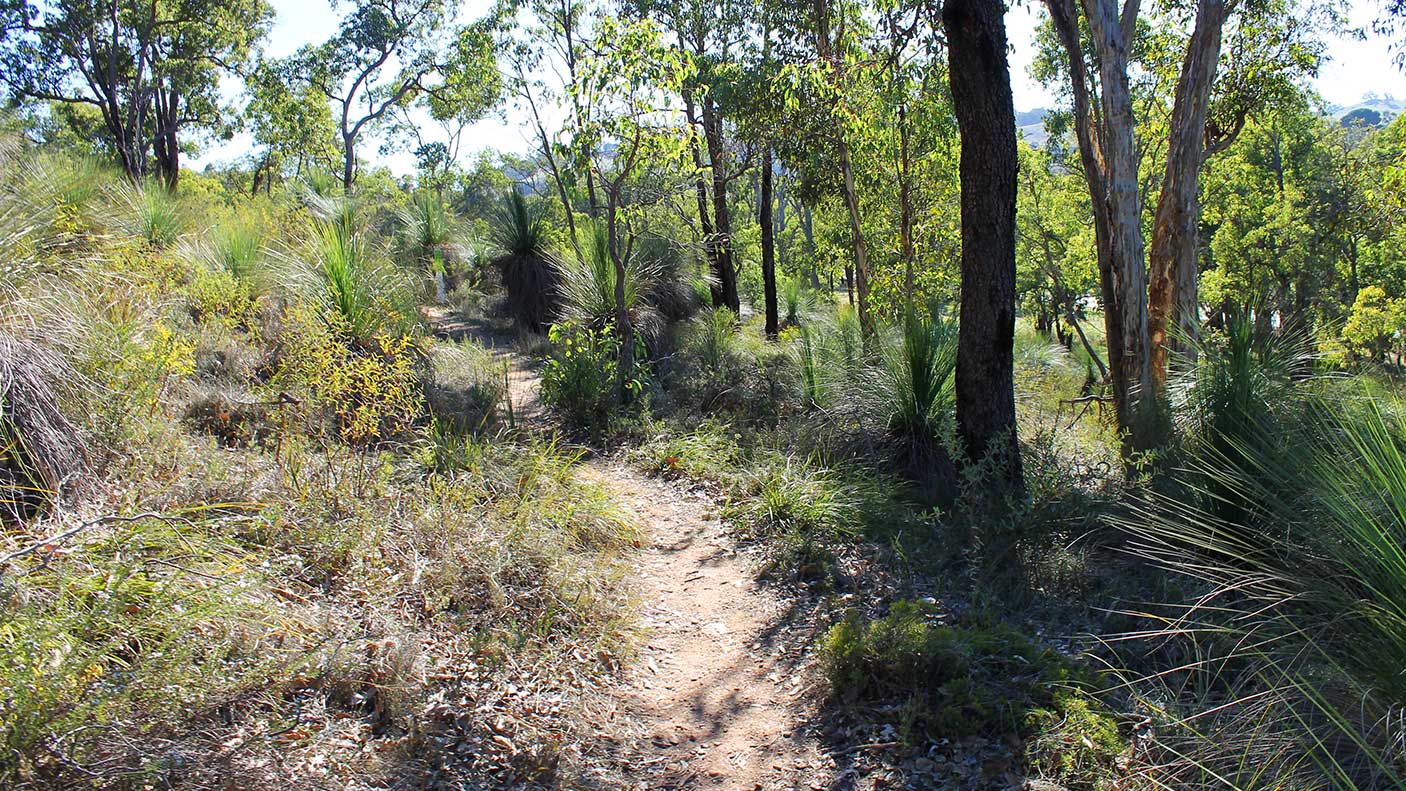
[{"x1": 428, "y1": 307, "x2": 831, "y2": 790}]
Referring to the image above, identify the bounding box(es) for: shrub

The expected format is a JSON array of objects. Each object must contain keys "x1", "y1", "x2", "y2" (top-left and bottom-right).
[
  {"x1": 780, "y1": 275, "x2": 816, "y2": 328},
  {"x1": 180, "y1": 384, "x2": 279, "y2": 448},
  {"x1": 207, "y1": 214, "x2": 267, "y2": 284},
  {"x1": 307, "y1": 217, "x2": 417, "y2": 346},
  {"x1": 114, "y1": 180, "x2": 190, "y2": 248},
  {"x1": 184, "y1": 263, "x2": 257, "y2": 328},
  {"x1": 1122, "y1": 393, "x2": 1406, "y2": 788},
  {"x1": 0, "y1": 517, "x2": 280, "y2": 787},
  {"x1": 424, "y1": 339, "x2": 505, "y2": 432},
  {"x1": 276, "y1": 304, "x2": 425, "y2": 445},
  {"x1": 541, "y1": 321, "x2": 639, "y2": 433},
  {"x1": 724, "y1": 454, "x2": 861, "y2": 539},
  {"x1": 557, "y1": 222, "x2": 662, "y2": 341},
  {"x1": 399, "y1": 191, "x2": 466, "y2": 301},
  {"x1": 871, "y1": 307, "x2": 958, "y2": 442},
  {"x1": 0, "y1": 333, "x2": 89, "y2": 520},
  {"x1": 821, "y1": 602, "x2": 1124, "y2": 780}
]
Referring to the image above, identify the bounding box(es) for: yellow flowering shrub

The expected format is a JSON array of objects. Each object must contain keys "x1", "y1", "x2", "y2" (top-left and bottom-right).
[{"x1": 278, "y1": 303, "x2": 425, "y2": 445}]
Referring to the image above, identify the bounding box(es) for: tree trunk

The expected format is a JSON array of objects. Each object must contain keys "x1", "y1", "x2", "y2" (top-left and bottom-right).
[
  {"x1": 801, "y1": 203, "x2": 821, "y2": 288},
  {"x1": 703, "y1": 96, "x2": 740, "y2": 312},
  {"x1": 342, "y1": 133, "x2": 356, "y2": 191},
  {"x1": 1045, "y1": 0, "x2": 1157, "y2": 457},
  {"x1": 761, "y1": 147, "x2": 779, "y2": 338},
  {"x1": 608, "y1": 196, "x2": 634, "y2": 404},
  {"x1": 153, "y1": 84, "x2": 180, "y2": 191},
  {"x1": 898, "y1": 101, "x2": 917, "y2": 299},
  {"x1": 1148, "y1": 0, "x2": 1227, "y2": 388},
  {"x1": 684, "y1": 91, "x2": 721, "y2": 303},
  {"x1": 837, "y1": 139, "x2": 874, "y2": 337},
  {"x1": 945, "y1": 0, "x2": 1023, "y2": 488}
]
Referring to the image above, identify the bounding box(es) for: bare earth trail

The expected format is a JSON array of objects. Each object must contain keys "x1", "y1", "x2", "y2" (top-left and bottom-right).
[{"x1": 426, "y1": 309, "x2": 837, "y2": 790}]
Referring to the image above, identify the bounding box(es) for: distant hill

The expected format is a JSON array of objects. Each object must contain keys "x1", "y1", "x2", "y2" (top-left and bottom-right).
[
  {"x1": 1016, "y1": 107, "x2": 1050, "y2": 146},
  {"x1": 1329, "y1": 95, "x2": 1402, "y2": 128}
]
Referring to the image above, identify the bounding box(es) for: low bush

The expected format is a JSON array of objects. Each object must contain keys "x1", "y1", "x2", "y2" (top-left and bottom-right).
[
  {"x1": 275, "y1": 304, "x2": 425, "y2": 446},
  {"x1": 423, "y1": 339, "x2": 504, "y2": 432},
  {"x1": 821, "y1": 601, "x2": 1124, "y2": 784},
  {"x1": 541, "y1": 321, "x2": 641, "y2": 434}
]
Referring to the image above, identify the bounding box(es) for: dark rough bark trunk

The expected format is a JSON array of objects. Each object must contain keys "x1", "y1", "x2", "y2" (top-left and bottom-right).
[
  {"x1": 153, "y1": 84, "x2": 180, "y2": 191},
  {"x1": 1148, "y1": 0, "x2": 1227, "y2": 388},
  {"x1": 342, "y1": 133, "x2": 356, "y2": 191},
  {"x1": 945, "y1": 0, "x2": 1023, "y2": 487},
  {"x1": 761, "y1": 147, "x2": 778, "y2": 338},
  {"x1": 702, "y1": 96, "x2": 740, "y2": 312}
]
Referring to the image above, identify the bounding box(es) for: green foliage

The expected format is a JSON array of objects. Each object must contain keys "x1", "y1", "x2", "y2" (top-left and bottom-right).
[
  {"x1": 208, "y1": 215, "x2": 268, "y2": 283},
  {"x1": 1125, "y1": 381, "x2": 1406, "y2": 786},
  {"x1": 117, "y1": 182, "x2": 190, "y2": 249},
  {"x1": 724, "y1": 455, "x2": 862, "y2": 540},
  {"x1": 873, "y1": 307, "x2": 958, "y2": 442},
  {"x1": 780, "y1": 275, "x2": 816, "y2": 328},
  {"x1": 1341, "y1": 285, "x2": 1406, "y2": 364},
  {"x1": 276, "y1": 303, "x2": 425, "y2": 445},
  {"x1": 424, "y1": 338, "x2": 504, "y2": 432},
  {"x1": 541, "y1": 321, "x2": 641, "y2": 433},
  {"x1": 1170, "y1": 307, "x2": 1314, "y2": 483},
  {"x1": 821, "y1": 601, "x2": 1122, "y2": 761},
  {"x1": 297, "y1": 198, "x2": 418, "y2": 346},
  {"x1": 556, "y1": 222, "x2": 661, "y2": 338},
  {"x1": 0, "y1": 517, "x2": 279, "y2": 786}
]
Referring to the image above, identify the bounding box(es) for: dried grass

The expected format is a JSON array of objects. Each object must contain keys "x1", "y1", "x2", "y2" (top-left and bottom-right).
[{"x1": 0, "y1": 332, "x2": 89, "y2": 519}]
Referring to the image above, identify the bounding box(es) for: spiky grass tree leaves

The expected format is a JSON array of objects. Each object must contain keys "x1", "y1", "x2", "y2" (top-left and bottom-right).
[{"x1": 492, "y1": 190, "x2": 562, "y2": 333}]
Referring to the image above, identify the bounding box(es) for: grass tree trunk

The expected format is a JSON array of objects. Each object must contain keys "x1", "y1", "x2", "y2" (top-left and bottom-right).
[
  {"x1": 1148, "y1": 0, "x2": 1228, "y2": 388},
  {"x1": 761, "y1": 147, "x2": 779, "y2": 339},
  {"x1": 945, "y1": 0, "x2": 1023, "y2": 488}
]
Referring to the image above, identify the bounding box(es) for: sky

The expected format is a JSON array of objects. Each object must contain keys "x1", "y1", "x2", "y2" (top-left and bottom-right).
[{"x1": 192, "y1": 0, "x2": 1406, "y2": 175}]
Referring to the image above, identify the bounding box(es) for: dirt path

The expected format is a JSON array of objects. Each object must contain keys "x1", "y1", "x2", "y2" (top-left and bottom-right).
[
  {"x1": 426, "y1": 307, "x2": 833, "y2": 790},
  {"x1": 581, "y1": 462, "x2": 830, "y2": 790},
  {"x1": 424, "y1": 306, "x2": 545, "y2": 425}
]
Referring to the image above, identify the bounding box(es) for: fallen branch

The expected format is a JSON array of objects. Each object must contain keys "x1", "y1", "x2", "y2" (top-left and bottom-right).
[{"x1": 1, "y1": 511, "x2": 169, "y2": 569}]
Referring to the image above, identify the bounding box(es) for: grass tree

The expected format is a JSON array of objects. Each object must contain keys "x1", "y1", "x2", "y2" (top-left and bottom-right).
[{"x1": 572, "y1": 16, "x2": 693, "y2": 404}]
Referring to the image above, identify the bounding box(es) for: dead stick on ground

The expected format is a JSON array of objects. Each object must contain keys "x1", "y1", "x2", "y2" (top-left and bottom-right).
[{"x1": 1, "y1": 511, "x2": 174, "y2": 570}]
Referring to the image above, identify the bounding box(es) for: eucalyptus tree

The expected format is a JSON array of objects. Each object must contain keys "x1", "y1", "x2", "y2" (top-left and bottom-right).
[
  {"x1": 246, "y1": 57, "x2": 340, "y2": 191},
  {"x1": 0, "y1": 0, "x2": 271, "y2": 188},
  {"x1": 291, "y1": 0, "x2": 494, "y2": 191},
  {"x1": 1036, "y1": 0, "x2": 1340, "y2": 455},
  {"x1": 633, "y1": 0, "x2": 752, "y2": 313},
  {"x1": 942, "y1": 0, "x2": 1022, "y2": 487},
  {"x1": 573, "y1": 13, "x2": 693, "y2": 401},
  {"x1": 382, "y1": 21, "x2": 503, "y2": 196}
]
